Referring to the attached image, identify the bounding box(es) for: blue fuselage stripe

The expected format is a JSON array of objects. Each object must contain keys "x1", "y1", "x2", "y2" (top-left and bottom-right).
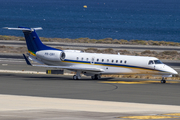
[{"x1": 64, "y1": 59, "x2": 166, "y2": 72}]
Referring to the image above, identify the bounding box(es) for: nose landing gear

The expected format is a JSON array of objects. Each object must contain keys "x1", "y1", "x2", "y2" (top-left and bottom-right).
[{"x1": 161, "y1": 77, "x2": 166, "y2": 83}]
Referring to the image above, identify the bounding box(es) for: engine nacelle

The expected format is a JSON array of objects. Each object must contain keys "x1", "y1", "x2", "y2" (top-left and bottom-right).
[{"x1": 36, "y1": 50, "x2": 65, "y2": 61}]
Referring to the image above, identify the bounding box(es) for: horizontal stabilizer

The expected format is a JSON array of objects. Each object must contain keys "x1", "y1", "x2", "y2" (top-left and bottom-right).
[
  {"x1": 23, "y1": 54, "x2": 32, "y2": 66},
  {"x1": 3, "y1": 27, "x2": 42, "y2": 31},
  {"x1": 29, "y1": 55, "x2": 44, "y2": 64}
]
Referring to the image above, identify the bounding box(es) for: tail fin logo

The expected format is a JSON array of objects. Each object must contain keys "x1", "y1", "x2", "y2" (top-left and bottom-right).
[{"x1": 28, "y1": 50, "x2": 36, "y2": 56}]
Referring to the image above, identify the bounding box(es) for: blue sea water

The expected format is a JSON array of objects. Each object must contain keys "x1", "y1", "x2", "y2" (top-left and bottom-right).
[{"x1": 0, "y1": 0, "x2": 180, "y2": 42}]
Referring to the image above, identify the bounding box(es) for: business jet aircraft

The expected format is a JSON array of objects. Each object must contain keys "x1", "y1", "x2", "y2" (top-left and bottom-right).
[{"x1": 4, "y1": 27, "x2": 178, "y2": 83}]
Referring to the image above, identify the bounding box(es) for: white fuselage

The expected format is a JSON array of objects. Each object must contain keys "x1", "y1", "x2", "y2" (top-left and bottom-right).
[{"x1": 35, "y1": 50, "x2": 177, "y2": 76}]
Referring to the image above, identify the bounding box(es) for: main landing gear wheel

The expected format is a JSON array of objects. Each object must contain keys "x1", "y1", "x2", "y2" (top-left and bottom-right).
[
  {"x1": 91, "y1": 74, "x2": 101, "y2": 80},
  {"x1": 161, "y1": 77, "x2": 166, "y2": 84},
  {"x1": 73, "y1": 75, "x2": 81, "y2": 80}
]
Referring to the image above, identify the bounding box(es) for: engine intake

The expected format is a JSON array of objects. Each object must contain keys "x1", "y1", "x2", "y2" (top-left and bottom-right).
[
  {"x1": 36, "y1": 50, "x2": 66, "y2": 61},
  {"x1": 60, "y1": 51, "x2": 66, "y2": 61}
]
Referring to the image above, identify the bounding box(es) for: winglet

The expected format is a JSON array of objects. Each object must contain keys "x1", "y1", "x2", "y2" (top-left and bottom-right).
[{"x1": 23, "y1": 54, "x2": 32, "y2": 66}]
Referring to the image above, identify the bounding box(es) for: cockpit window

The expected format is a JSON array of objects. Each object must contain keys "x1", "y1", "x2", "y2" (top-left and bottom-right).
[
  {"x1": 148, "y1": 60, "x2": 154, "y2": 65},
  {"x1": 154, "y1": 60, "x2": 163, "y2": 64}
]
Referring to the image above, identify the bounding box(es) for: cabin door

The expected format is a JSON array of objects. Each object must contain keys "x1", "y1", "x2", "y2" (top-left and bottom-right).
[{"x1": 148, "y1": 60, "x2": 155, "y2": 69}]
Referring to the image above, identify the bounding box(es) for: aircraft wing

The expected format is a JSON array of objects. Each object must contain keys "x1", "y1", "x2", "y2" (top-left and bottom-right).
[
  {"x1": 33, "y1": 65, "x2": 104, "y2": 72},
  {"x1": 23, "y1": 54, "x2": 104, "y2": 72}
]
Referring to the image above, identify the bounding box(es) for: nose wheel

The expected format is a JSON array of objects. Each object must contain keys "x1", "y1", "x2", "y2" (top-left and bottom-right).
[{"x1": 161, "y1": 77, "x2": 166, "y2": 83}]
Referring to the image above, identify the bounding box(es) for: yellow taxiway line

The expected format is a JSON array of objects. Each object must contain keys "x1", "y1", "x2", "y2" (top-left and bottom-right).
[
  {"x1": 118, "y1": 115, "x2": 179, "y2": 119},
  {"x1": 100, "y1": 80, "x2": 180, "y2": 84}
]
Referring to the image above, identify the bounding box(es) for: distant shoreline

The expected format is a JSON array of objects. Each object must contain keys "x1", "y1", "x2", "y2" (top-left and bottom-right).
[{"x1": 0, "y1": 35, "x2": 180, "y2": 46}]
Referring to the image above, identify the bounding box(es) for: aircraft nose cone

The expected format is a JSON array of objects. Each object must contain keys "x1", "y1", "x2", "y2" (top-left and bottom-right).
[
  {"x1": 164, "y1": 65, "x2": 178, "y2": 75},
  {"x1": 168, "y1": 66, "x2": 178, "y2": 75},
  {"x1": 172, "y1": 69, "x2": 178, "y2": 75}
]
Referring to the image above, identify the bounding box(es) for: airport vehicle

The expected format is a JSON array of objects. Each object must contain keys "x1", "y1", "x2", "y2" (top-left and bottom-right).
[{"x1": 4, "y1": 27, "x2": 178, "y2": 83}]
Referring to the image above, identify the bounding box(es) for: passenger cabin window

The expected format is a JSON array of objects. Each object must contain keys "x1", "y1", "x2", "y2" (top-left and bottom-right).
[
  {"x1": 86, "y1": 58, "x2": 88, "y2": 61},
  {"x1": 107, "y1": 59, "x2": 109, "y2": 62},
  {"x1": 120, "y1": 60, "x2": 122, "y2": 63},
  {"x1": 148, "y1": 60, "x2": 154, "y2": 65},
  {"x1": 112, "y1": 60, "x2": 114, "y2": 63},
  {"x1": 81, "y1": 58, "x2": 83, "y2": 61},
  {"x1": 124, "y1": 61, "x2": 127, "y2": 64},
  {"x1": 154, "y1": 60, "x2": 163, "y2": 64},
  {"x1": 77, "y1": 57, "x2": 79, "y2": 60},
  {"x1": 116, "y1": 60, "x2": 118, "y2": 63},
  {"x1": 102, "y1": 59, "x2": 104, "y2": 62},
  {"x1": 97, "y1": 59, "x2": 99, "y2": 62}
]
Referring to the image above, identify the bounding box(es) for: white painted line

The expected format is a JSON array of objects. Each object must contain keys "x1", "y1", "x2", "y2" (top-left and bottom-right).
[
  {"x1": 0, "y1": 94, "x2": 180, "y2": 113},
  {"x1": 0, "y1": 59, "x2": 24, "y2": 62},
  {"x1": 0, "y1": 69, "x2": 73, "y2": 75},
  {"x1": 0, "y1": 70, "x2": 46, "y2": 74},
  {"x1": 2, "y1": 64, "x2": 8, "y2": 66},
  {"x1": 0, "y1": 58, "x2": 23, "y2": 60}
]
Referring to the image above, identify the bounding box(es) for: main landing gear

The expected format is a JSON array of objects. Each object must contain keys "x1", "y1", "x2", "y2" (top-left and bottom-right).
[
  {"x1": 73, "y1": 74, "x2": 101, "y2": 80},
  {"x1": 91, "y1": 74, "x2": 101, "y2": 80},
  {"x1": 72, "y1": 71, "x2": 101, "y2": 80},
  {"x1": 73, "y1": 75, "x2": 81, "y2": 80},
  {"x1": 73, "y1": 71, "x2": 81, "y2": 80},
  {"x1": 161, "y1": 77, "x2": 166, "y2": 84}
]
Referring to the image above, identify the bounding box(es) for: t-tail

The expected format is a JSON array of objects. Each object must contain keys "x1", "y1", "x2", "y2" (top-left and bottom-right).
[{"x1": 4, "y1": 26, "x2": 60, "y2": 56}]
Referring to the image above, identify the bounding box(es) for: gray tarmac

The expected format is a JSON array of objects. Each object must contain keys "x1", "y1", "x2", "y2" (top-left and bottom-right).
[
  {"x1": 0, "y1": 56, "x2": 180, "y2": 105},
  {"x1": 0, "y1": 72, "x2": 180, "y2": 106},
  {"x1": 0, "y1": 110, "x2": 130, "y2": 120},
  {"x1": 0, "y1": 56, "x2": 180, "y2": 120}
]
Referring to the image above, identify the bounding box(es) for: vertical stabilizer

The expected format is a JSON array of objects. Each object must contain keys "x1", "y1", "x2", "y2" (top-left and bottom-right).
[{"x1": 4, "y1": 26, "x2": 61, "y2": 56}]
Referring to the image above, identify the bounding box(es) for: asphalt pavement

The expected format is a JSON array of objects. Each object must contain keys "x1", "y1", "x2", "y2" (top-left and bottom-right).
[{"x1": 0, "y1": 56, "x2": 180, "y2": 120}]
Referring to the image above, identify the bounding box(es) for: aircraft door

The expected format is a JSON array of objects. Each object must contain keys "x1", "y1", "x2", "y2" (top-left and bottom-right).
[{"x1": 148, "y1": 60, "x2": 155, "y2": 69}]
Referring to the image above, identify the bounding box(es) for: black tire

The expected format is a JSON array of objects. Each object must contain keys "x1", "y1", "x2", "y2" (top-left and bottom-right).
[
  {"x1": 91, "y1": 75, "x2": 101, "y2": 80},
  {"x1": 95, "y1": 75, "x2": 98, "y2": 80},
  {"x1": 91, "y1": 76, "x2": 95, "y2": 80},
  {"x1": 73, "y1": 75, "x2": 77, "y2": 80},
  {"x1": 161, "y1": 80, "x2": 166, "y2": 83},
  {"x1": 77, "y1": 76, "x2": 81, "y2": 80}
]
